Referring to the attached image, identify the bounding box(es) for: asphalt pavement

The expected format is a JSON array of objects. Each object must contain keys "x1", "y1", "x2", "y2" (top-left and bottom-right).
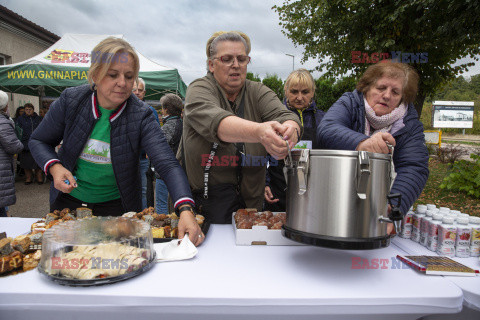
[{"x1": 7, "y1": 174, "x2": 50, "y2": 218}]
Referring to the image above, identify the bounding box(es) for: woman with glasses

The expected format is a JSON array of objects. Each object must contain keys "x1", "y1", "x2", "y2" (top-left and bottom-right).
[{"x1": 180, "y1": 31, "x2": 302, "y2": 224}]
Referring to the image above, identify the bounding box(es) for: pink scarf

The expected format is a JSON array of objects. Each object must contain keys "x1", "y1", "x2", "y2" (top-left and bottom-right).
[{"x1": 364, "y1": 98, "x2": 407, "y2": 136}]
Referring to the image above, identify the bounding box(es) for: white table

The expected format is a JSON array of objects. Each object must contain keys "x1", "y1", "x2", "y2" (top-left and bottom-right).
[
  {"x1": 392, "y1": 236, "x2": 480, "y2": 316},
  {"x1": 0, "y1": 218, "x2": 464, "y2": 320}
]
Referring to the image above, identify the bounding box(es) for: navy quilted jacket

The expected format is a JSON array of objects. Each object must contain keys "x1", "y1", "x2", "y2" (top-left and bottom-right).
[
  {"x1": 16, "y1": 112, "x2": 41, "y2": 150},
  {"x1": 317, "y1": 90, "x2": 429, "y2": 215},
  {"x1": 29, "y1": 84, "x2": 193, "y2": 212}
]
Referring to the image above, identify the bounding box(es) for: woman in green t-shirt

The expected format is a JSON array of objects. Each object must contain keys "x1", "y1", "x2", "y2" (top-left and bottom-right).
[{"x1": 30, "y1": 37, "x2": 204, "y2": 246}]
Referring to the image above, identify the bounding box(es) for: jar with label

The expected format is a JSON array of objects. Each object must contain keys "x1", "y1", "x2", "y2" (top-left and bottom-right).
[
  {"x1": 437, "y1": 216, "x2": 457, "y2": 257},
  {"x1": 420, "y1": 210, "x2": 434, "y2": 246},
  {"x1": 411, "y1": 210, "x2": 425, "y2": 243},
  {"x1": 459, "y1": 213, "x2": 470, "y2": 219},
  {"x1": 469, "y1": 216, "x2": 480, "y2": 257},
  {"x1": 426, "y1": 204, "x2": 436, "y2": 211},
  {"x1": 450, "y1": 210, "x2": 461, "y2": 216},
  {"x1": 400, "y1": 211, "x2": 414, "y2": 239},
  {"x1": 427, "y1": 213, "x2": 443, "y2": 252},
  {"x1": 455, "y1": 217, "x2": 472, "y2": 258}
]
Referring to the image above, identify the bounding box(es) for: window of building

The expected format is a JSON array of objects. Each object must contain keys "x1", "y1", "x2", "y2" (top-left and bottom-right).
[{"x1": 0, "y1": 54, "x2": 12, "y2": 65}]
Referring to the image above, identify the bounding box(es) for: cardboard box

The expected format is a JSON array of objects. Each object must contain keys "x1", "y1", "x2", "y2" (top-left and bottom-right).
[{"x1": 232, "y1": 213, "x2": 304, "y2": 246}]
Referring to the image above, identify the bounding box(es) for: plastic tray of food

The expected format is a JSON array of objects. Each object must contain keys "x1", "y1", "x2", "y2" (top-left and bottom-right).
[{"x1": 38, "y1": 217, "x2": 156, "y2": 286}]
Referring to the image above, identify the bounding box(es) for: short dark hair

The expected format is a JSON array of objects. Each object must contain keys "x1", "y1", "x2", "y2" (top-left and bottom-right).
[
  {"x1": 160, "y1": 94, "x2": 183, "y2": 117},
  {"x1": 23, "y1": 103, "x2": 34, "y2": 110},
  {"x1": 356, "y1": 61, "x2": 419, "y2": 105}
]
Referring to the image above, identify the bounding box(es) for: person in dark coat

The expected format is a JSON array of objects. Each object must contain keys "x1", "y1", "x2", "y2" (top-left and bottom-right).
[
  {"x1": 264, "y1": 69, "x2": 324, "y2": 211},
  {"x1": 156, "y1": 93, "x2": 184, "y2": 214},
  {"x1": 13, "y1": 106, "x2": 24, "y2": 123},
  {"x1": 0, "y1": 90, "x2": 24, "y2": 217},
  {"x1": 29, "y1": 37, "x2": 204, "y2": 246},
  {"x1": 133, "y1": 77, "x2": 159, "y2": 210},
  {"x1": 317, "y1": 61, "x2": 429, "y2": 232},
  {"x1": 15, "y1": 103, "x2": 42, "y2": 184}
]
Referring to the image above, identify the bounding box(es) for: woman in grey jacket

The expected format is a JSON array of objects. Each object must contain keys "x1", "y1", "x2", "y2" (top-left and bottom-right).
[{"x1": 0, "y1": 90, "x2": 24, "y2": 217}]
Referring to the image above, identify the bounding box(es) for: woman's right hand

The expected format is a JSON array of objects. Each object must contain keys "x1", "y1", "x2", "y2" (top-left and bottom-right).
[
  {"x1": 49, "y1": 163, "x2": 77, "y2": 193},
  {"x1": 356, "y1": 132, "x2": 396, "y2": 154},
  {"x1": 264, "y1": 186, "x2": 279, "y2": 204}
]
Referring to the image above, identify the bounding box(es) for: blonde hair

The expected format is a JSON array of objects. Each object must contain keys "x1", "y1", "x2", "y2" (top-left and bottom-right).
[
  {"x1": 356, "y1": 61, "x2": 419, "y2": 105},
  {"x1": 205, "y1": 31, "x2": 251, "y2": 70},
  {"x1": 284, "y1": 69, "x2": 315, "y2": 93},
  {"x1": 88, "y1": 37, "x2": 140, "y2": 89}
]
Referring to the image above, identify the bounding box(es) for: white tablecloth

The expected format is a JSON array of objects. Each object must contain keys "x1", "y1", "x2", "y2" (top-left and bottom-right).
[
  {"x1": 0, "y1": 218, "x2": 465, "y2": 320},
  {"x1": 392, "y1": 236, "x2": 480, "y2": 313}
]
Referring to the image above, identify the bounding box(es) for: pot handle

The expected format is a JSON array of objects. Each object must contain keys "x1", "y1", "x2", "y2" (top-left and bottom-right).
[
  {"x1": 356, "y1": 151, "x2": 370, "y2": 199},
  {"x1": 297, "y1": 149, "x2": 309, "y2": 195}
]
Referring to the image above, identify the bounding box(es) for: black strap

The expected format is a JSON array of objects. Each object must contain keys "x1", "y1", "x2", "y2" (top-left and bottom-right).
[{"x1": 203, "y1": 91, "x2": 246, "y2": 199}]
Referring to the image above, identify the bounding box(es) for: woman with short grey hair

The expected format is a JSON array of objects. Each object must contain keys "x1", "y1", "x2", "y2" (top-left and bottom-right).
[{"x1": 0, "y1": 90, "x2": 24, "y2": 217}]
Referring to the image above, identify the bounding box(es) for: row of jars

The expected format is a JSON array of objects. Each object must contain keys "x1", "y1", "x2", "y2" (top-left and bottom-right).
[{"x1": 400, "y1": 204, "x2": 480, "y2": 258}]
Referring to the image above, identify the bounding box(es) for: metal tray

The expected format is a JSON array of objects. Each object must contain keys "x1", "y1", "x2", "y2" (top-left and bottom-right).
[
  {"x1": 37, "y1": 251, "x2": 156, "y2": 287},
  {"x1": 153, "y1": 219, "x2": 210, "y2": 243}
]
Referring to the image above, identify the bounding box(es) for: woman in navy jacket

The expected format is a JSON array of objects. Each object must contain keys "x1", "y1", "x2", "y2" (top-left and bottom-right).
[
  {"x1": 317, "y1": 61, "x2": 429, "y2": 229},
  {"x1": 29, "y1": 37, "x2": 204, "y2": 246}
]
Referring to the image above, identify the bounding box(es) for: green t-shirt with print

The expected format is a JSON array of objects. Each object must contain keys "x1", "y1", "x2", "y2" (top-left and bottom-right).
[{"x1": 70, "y1": 106, "x2": 120, "y2": 203}]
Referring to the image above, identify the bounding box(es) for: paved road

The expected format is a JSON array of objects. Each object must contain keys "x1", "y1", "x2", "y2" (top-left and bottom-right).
[{"x1": 8, "y1": 175, "x2": 50, "y2": 219}]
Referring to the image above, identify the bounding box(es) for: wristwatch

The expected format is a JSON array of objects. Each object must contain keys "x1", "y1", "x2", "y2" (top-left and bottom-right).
[{"x1": 177, "y1": 205, "x2": 196, "y2": 216}]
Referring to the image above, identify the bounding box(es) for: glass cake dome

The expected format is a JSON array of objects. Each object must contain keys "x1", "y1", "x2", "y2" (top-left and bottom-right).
[{"x1": 39, "y1": 216, "x2": 155, "y2": 285}]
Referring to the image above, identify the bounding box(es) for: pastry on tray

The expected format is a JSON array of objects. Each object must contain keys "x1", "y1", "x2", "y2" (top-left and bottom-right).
[{"x1": 123, "y1": 207, "x2": 205, "y2": 240}]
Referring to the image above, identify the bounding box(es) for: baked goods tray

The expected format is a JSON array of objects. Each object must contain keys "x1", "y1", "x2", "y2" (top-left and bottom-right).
[
  {"x1": 153, "y1": 219, "x2": 210, "y2": 243},
  {"x1": 38, "y1": 251, "x2": 156, "y2": 287}
]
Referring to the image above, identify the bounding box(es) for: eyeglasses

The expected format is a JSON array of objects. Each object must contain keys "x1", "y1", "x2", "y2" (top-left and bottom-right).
[{"x1": 213, "y1": 55, "x2": 251, "y2": 66}]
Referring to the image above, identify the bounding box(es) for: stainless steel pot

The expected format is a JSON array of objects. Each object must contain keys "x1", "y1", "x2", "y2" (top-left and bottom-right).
[{"x1": 282, "y1": 149, "x2": 402, "y2": 249}]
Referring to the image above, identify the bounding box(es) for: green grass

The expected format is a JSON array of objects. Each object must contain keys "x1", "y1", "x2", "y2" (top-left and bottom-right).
[
  {"x1": 415, "y1": 159, "x2": 480, "y2": 216},
  {"x1": 441, "y1": 140, "x2": 480, "y2": 146}
]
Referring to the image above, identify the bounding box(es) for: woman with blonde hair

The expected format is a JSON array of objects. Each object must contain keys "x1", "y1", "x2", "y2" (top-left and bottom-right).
[
  {"x1": 30, "y1": 37, "x2": 203, "y2": 245},
  {"x1": 264, "y1": 69, "x2": 324, "y2": 211}
]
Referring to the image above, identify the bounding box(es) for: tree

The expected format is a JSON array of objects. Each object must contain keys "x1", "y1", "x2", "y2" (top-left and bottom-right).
[
  {"x1": 274, "y1": 0, "x2": 480, "y2": 115},
  {"x1": 246, "y1": 72, "x2": 261, "y2": 82},
  {"x1": 262, "y1": 74, "x2": 285, "y2": 101},
  {"x1": 315, "y1": 76, "x2": 356, "y2": 111}
]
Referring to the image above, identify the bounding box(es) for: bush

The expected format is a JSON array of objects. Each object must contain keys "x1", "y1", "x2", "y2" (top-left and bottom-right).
[
  {"x1": 426, "y1": 144, "x2": 438, "y2": 156},
  {"x1": 436, "y1": 144, "x2": 469, "y2": 164},
  {"x1": 440, "y1": 154, "x2": 480, "y2": 199}
]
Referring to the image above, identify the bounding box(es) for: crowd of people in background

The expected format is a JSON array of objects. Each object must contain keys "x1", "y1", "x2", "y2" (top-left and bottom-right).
[{"x1": 0, "y1": 31, "x2": 429, "y2": 244}]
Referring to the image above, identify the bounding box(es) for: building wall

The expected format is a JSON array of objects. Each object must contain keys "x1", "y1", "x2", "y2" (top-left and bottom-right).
[
  {"x1": 0, "y1": 26, "x2": 53, "y2": 115},
  {"x1": 0, "y1": 27, "x2": 51, "y2": 64}
]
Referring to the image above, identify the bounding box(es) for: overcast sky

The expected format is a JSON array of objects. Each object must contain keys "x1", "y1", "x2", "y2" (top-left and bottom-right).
[
  {"x1": 2, "y1": 0, "x2": 479, "y2": 86},
  {"x1": 1, "y1": 0, "x2": 322, "y2": 84}
]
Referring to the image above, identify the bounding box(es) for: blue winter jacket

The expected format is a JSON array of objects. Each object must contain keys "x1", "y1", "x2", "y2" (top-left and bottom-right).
[
  {"x1": 29, "y1": 84, "x2": 194, "y2": 212},
  {"x1": 317, "y1": 90, "x2": 429, "y2": 215}
]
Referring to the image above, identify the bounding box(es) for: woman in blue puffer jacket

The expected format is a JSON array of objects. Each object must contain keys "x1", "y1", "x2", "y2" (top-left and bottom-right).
[
  {"x1": 317, "y1": 61, "x2": 429, "y2": 232},
  {"x1": 29, "y1": 37, "x2": 204, "y2": 246}
]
